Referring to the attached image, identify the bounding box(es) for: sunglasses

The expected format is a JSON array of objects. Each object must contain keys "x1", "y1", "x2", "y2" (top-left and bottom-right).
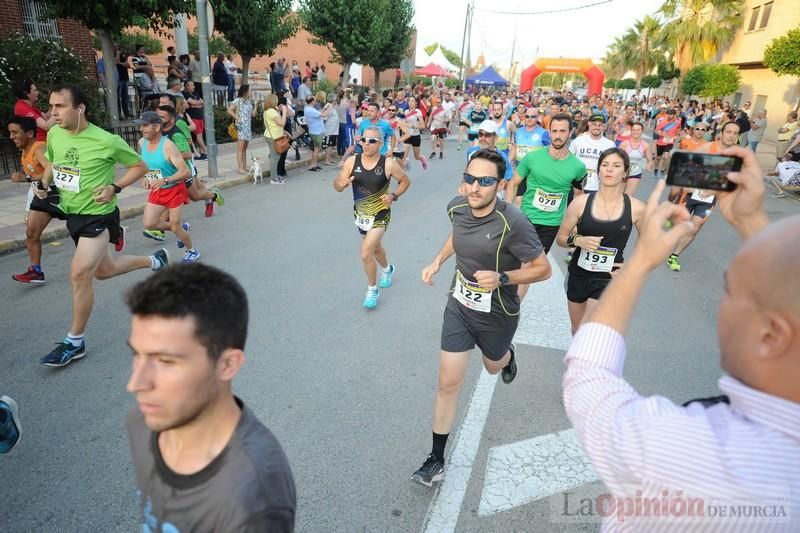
[
  {"x1": 478, "y1": 131, "x2": 494, "y2": 137},
  {"x1": 388, "y1": 109, "x2": 397, "y2": 112},
  {"x1": 360, "y1": 138, "x2": 381, "y2": 145},
  {"x1": 463, "y1": 173, "x2": 499, "y2": 186},
  {"x1": 695, "y1": 127, "x2": 707, "y2": 131},
  {"x1": 525, "y1": 115, "x2": 537, "y2": 118}
]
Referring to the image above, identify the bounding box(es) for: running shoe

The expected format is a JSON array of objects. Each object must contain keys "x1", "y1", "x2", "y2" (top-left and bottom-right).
[
  {"x1": 152, "y1": 248, "x2": 170, "y2": 271},
  {"x1": 271, "y1": 177, "x2": 285, "y2": 184},
  {"x1": 204, "y1": 199, "x2": 214, "y2": 217},
  {"x1": 439, "y1": 153, "x2": 443, "y2": 159},
  {"x1": 363, "y1": 287, "x2": 379, "y2": 309},
  {"x1": 12, "y1": 267, "x2": 45, "y2": 284},
  {"x1": 379, "y1": 264, "x2": 395, "y2": 289},
  {"x1": 0, "y1": 395, "x2": 21, "y2": 454},
  {"x1": 667, "y1": 255, "x2": 681, "y2": 272},
  {"x1": 115, "y1": 225, "x2": 127, "y2": 253},
  {"x1": 457, "y1": 143, "x2": 463, "y2": 151},
  {"x1": 410, "y1": 453, "x2": 444, "y2": 487},
  {"x1": 143, "y1": 229, "x2": 166, "y2": 242},
  {"x1": 429, "y1": 152, "x2": 436, "y2": 158},
  {"x1": 212, "y1": 186, "x2": 225, "y2": 206},
  {"x1": 421, "y1": 156, "x2": 429, "y2": 170},
  {"x1": 40, "y1": 339, "x2": 86, "y2": 367},
  {"x1": 176, "y1": 222, "x2": 191, "y2": 249},
  {"x1": 501, "y1": 343, "x2": 517, "y2": 384},
  {"x1": 182, "y1": 249, "x2": 201, "y2": 263}
]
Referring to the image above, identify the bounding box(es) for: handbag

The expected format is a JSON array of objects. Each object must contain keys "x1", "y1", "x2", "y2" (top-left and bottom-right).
[
  {"x1": 227, "y1": 122, "x2": 238, "y2": 141},
  {"x1": 274, "y1": 133, "x2": 291, "y2": 154}
]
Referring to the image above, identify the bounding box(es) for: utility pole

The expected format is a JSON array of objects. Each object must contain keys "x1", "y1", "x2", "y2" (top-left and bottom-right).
[
  {"x1": 509, "y1": 19, "x2": 517, "y2": 85},
  {"x1": 463, "y1": 0, "x2": 474, "y2": 91},
  {"x1": 458, "y1": 3, "x2": 470, "y2": 84},
  {"x1": 174, "y1": 13, "x2": 189, "y2": 55},
  {"x1": 196, "y1": 0, "x2": 220, "y2": 178}
]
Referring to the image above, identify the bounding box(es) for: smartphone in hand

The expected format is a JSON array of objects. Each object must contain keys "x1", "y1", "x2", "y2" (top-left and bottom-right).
[{"x1": 666, "y1": 150, "x2": 741, "y2": 192}]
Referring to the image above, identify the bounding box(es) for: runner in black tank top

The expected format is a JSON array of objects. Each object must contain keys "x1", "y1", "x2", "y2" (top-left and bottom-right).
[
  {"x1": 555, "y1": 147, "x2": 645, "y2": 333},
  {"x1": 334, "y1": 126, "x2": 411, "y2": 309}
]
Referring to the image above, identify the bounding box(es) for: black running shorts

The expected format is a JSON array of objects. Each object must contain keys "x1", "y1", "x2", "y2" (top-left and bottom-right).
[
  {"x1": 405, "y1": 134, "x2": 421, "y2": 147},
  {"x1": 566, "y1": 272, "x2": 611, "y2": 303},
  {"x1": 532, "y1": 223, "x2": 559, "y2": 254},
  {"x1": 66, "y1": 208, "x2": 122, "y2": 246},
  {"x1": 440, "y1": 303, "x2": 516, "y2": 361},
  {"x1": 29, "y1": 189, "x2": 67, "y2": 220}
]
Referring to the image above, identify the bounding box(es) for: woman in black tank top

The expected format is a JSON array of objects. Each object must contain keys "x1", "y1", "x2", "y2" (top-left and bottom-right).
[{"x1": 555, "y1": 148, "x2": 646, "y2": 334}]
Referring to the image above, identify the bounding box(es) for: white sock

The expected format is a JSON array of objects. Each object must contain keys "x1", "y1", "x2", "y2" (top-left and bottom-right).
[
  {"x1": 150, "y1": 256, "x2": 158, "y2": 270},
  {"x1": 383, "y1": 264, "x2": 392, "y2": 273},
  {"x1": 66, "y1": 333, "x2": 84, "y2": 347},
  {"x1": 368, "y1": 285, "x2": 377, "y2": 291}
]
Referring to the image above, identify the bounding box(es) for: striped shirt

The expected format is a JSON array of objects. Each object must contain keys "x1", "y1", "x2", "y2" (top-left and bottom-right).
[{"x1": 563, "y1": 322, "x2": 800, "y2": 532}]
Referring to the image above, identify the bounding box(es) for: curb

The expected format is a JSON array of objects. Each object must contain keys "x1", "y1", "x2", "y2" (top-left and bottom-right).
[{"x1": 0, "y1": 156, "x2": 313, "y2": 257}]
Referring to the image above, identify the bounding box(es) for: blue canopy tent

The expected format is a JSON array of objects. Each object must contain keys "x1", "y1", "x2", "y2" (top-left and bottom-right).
[{"x1": 466, "y1": 66, "x2": 509, "y2": 87}]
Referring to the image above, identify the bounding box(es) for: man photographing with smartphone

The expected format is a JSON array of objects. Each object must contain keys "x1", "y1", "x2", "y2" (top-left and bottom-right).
[{"x1": 564, "y1": 145, "x2": 800, "y2": 531}]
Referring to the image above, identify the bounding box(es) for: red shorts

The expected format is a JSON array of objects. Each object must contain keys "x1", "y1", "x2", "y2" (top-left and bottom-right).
[
  {"x1": 191, "y1": 118, "x2": 205, "y2": 136},
  {"x1": 148, "y1": 182, "x2": 189, "y2": 208}
]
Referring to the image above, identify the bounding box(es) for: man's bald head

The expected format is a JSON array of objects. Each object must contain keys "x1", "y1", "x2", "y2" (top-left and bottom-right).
[{"x1": 718, "y1": 215, "x2": 800, "y2": 403}]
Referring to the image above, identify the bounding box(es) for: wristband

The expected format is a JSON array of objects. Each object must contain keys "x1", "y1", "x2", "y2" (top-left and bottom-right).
[
  {"x1": 111, "y1": 183, "x2": 123, "y2": 194},
  {"x1": 567, "y1": 234, "x2": 580, "y2": 247},
  {"x1": 390, "y1": 192, "x2": 399, "y2": 202}
]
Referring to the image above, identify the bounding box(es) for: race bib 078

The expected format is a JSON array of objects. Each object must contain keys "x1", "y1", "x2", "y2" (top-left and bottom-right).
[
  {"x1": 533, "y1": 188, "x2": 563, "y2": 212},
  {"x1": 453, "y1": 270, "x2": 492, "y2": 313}
]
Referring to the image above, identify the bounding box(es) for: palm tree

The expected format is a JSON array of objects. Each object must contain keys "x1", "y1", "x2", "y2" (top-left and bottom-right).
[
  {"x1": 659, "y1": 0, "x2": 744, "y2": 90},
  {"x1": 622, "y1": 16, "x2": 664, "y2": 93}
]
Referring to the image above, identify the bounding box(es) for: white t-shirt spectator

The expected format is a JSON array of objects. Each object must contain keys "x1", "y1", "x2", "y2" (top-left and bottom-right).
[{"x1": 775, "y1": 161, "x2": 800, "y2": 186}]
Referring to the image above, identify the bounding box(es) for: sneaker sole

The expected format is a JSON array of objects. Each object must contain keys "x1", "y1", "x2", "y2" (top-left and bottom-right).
[
  {"x1": 143, "y1": 233, "x2": 165, "y2": 242},
  {"x1": 41, "y1": 350, "x2": 86, "y2": 368},
  {"x1": 12, "y1": 276, "x2": 45, "y2": 284},
  {"x1": 410, "y1": 471, "x2": 444, "y2": 487}
]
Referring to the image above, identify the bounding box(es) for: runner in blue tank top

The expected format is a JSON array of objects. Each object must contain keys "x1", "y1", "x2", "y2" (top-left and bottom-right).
[{"x1": 136, "y1": 112, "x2": 198, "y2": 262}]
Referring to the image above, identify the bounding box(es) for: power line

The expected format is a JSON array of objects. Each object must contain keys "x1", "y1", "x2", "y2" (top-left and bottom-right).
[{"x1": 474, "y1": 0, "x2": 613, "y2": 16}]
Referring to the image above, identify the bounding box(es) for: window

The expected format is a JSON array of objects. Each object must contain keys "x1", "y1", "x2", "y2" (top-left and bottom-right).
[
  {"x1": 759, "y1": 2, "x2": 773, "y2": 29},
  {"x1": 19, "y1": 0, "x2": 60, "y2": 40},
  {"x1": 747, "y1": 6, "x2": 760, "y2": 32}
]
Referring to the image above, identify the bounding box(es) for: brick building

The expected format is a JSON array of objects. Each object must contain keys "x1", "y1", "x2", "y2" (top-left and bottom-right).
[{"x1": 0, "y1": 0, "x2": 97, "y2": 79}]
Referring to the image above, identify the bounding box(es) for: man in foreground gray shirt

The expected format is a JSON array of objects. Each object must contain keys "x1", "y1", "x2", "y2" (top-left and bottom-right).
[{"x1": 125, "y1": 263, "x2": 295, "y2": 532}]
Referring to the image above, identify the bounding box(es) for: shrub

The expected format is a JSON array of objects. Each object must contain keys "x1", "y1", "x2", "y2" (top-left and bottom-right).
[
  {"x1": 92, "y1": 30, "x2": 162, "y2": 56},
  {"x1": 0, "y1": 32, "x2": 106, "y2": 128},
  {"x1": 212, "y1": 102, "x2": 264, "y2": 144}
]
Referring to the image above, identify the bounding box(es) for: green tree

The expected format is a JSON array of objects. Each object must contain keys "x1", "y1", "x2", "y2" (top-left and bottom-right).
[
  {"x1": 659, "y1": 0, "x2": 744, "y2": 91},
  {"x1": 300, "y1": 0, "x2": 384, "y2": 83},
  {"x1": 92, "y1": 30, "x2": 162, "y2": 56},
  {"x1": 423, "y1": 43, "x2": 463, "y2": 68},
  {"x1": 621, "y1": 16, "x2": 664, "y2": 92},
  {"x1": 601, "y1": 37, "x2": 628, "y2": 80},
  {"x1": 43, "y1": 0, "x2": 191, "y2": 123},
  {"x1": 604, "y1": 78, "x2": 620, "y2": 89},
  {"x1": 657, "y1": 56, "x2": 681, "y2": 81},
  {"x1": 640, "y1": 75, "x2": 663, "y2": 89},
  {"x1": 698, "y1": 63, "x2": 740, "y2": 99},
  {"x1": 764, "y1": 28, "x2": 800, "y2": 111},
  {"x1": 619, "y1": 78, "x2": 637, "y2": 90},
  {"x1": 214, "y1": 0, "x2": 298, "y2": 84},
  {"x1": 187, "y1": 30, "x2": 235, "y2": 57},
  {"x1": 681, "y1": 64, "x2": 709, "y2": 96},
  {"x1": 362, "y1": 0, "x2": 414, "y2": 90}
]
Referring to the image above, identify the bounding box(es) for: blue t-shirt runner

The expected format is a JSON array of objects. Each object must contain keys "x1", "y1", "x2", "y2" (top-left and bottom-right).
[{"x1": 466, "y1": 145, "x2": 513, "y2": 180}]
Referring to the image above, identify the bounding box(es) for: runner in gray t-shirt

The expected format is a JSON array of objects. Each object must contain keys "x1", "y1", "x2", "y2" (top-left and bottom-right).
[
  {"x1": 125, "y1": 263, "x2": 296, "y2": 532},
  {"x1": 411, "y1": 149, "x2": 552, "y2": 487}
]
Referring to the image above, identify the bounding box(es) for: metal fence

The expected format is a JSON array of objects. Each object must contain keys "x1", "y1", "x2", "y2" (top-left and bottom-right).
[{"x1": 0, "y1": 137, "x2": 22, "y2": 179}]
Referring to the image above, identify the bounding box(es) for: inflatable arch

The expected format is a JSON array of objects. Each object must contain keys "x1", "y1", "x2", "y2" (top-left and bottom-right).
[{"x1": 519, "y1": 58, "x2": 604, "y2": 96}]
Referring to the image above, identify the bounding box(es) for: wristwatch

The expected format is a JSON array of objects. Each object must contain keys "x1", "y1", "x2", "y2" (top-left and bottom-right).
[
  {"x1": 390, "y1": 192, "x2": 399, "y2": 202},
  {"x1": 499, "y1": 272, "x2": 509, "y2": 286},
  {"x1": 111, "y1": 183, "x2": 123, "y2": 194}
]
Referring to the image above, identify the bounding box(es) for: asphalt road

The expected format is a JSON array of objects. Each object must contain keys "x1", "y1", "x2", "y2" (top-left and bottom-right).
[{"x1": 1, "y1": 138, "x2": 797, "y2": 532}]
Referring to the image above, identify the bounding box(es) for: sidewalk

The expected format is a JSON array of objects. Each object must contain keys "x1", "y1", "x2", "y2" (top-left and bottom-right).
[{"x1": 0, "y1": 137, "x2": 312, "y2": 255}]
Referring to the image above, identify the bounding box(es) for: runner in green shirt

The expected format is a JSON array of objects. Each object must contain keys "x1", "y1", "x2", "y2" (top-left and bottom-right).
[
  {"x1": 509, "y1": 112, "x2": 586, "y2": 300},
  {"x1": 37, "y1": 84, "x2": 171, "y2": 368}
]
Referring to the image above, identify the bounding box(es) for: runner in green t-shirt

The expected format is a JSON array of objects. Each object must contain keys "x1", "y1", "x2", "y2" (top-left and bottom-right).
[
  {"x1": 37, "y1": 84, "x2": 170, "y2": 368},
  {"x1": 509, "y1": 112, "x2": 586, "y2": 300}
]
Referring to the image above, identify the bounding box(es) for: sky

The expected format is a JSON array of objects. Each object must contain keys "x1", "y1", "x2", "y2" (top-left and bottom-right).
[{"x1": 413, "y1": 0, "x2": 665, "y2": 69}]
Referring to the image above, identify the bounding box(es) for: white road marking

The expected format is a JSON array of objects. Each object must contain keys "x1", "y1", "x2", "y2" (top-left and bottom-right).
[
  {"x1": 421, "y1": 255, "x2": 573, "y2": 531},
  {"x1": 478, "y1": 429, "x2": 599, "y2": 516},
  {"x1": 421, "y1": 368, "x2": 498, "y2": 533}
]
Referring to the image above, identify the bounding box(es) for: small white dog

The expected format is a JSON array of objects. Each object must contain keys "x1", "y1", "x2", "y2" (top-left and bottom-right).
[{"x1": 251, "y1": 156, "x2": 263, "y2": 184}]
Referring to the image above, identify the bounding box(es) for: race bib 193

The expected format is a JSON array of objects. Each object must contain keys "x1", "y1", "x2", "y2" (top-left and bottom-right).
[
  {"x1": 533, "y1": 188, "x2": 563, "y2": 212},
  {"x1": 453, "y1": 270, "x2": 492, "y2": 313},
  {"x1": 355, "y1": 213, "x2": 375, "y2": 232},
  {"x1": 577, "y1": 246, "x2": 617, "y2": 273},
  {"x1": 52, "y1": 165, "x2": 81, "y2": 193}
]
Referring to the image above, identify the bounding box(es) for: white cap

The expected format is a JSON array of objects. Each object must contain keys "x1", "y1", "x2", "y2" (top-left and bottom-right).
[{"x1": 478, "y1": 120, "x2": 497, "y2": 134}]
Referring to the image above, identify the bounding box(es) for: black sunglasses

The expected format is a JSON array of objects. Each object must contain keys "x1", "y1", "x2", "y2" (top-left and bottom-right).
[
  {"x1": 463, "y1": 173, "x2": 499, "y2": 187},
  {"x1": 388, "y1": 108, "x2": 397, "y2": 112}
]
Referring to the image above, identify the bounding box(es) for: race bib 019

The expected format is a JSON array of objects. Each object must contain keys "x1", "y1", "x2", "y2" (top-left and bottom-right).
[
  {"x1": 577, "y1": 246, "x2": 617, "y2": 273},
  {"x1": 453, "y1": 270, "x2": 492, "y2": 313},
  {"x1": 52, "y1": 165, "x2": 81, "y2": 193},
  {"x1": 355, "y1": 213, "x2": 375, "y2": 232},
  {"x1": 533, "y1": 188, "x2": 563, "y2": 212}
]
